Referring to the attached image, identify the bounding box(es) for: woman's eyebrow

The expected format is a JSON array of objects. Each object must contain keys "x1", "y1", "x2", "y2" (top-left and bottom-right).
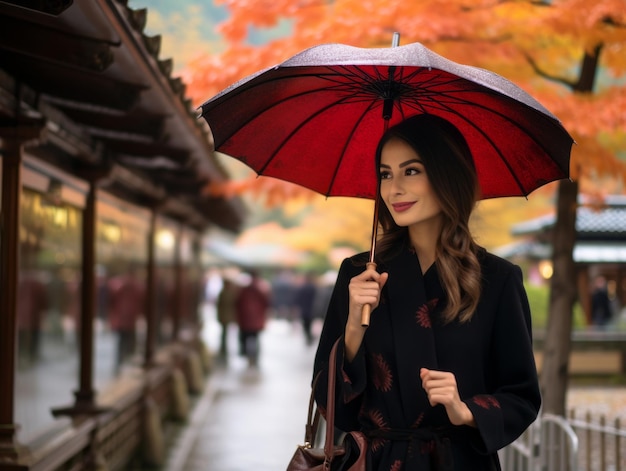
[
  {"x1": 399, "y1": 159, "x2": 422, "y2": 168},
  {"x1": 379, "y1": 159, "x2": 422, "y2": 169}
]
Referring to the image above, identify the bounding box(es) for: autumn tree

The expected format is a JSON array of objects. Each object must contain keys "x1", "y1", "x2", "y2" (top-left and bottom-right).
[
  {"x1": 183, "y1": 0, "x2": 625, "y2": 413},
  {"x1": 512, "y1": 1, "x2": 626, "y2": 416}
]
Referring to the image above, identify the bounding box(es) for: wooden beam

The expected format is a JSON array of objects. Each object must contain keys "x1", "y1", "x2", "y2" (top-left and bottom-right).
[
  {"x1": 0, "y1": 15, "x2": 115, "y2": 72},
  {"x1": 0, "y1": 0, "x2": 73, "y2": 16}
]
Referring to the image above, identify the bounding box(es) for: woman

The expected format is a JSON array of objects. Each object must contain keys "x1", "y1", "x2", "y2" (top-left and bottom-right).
[{"x1": 313, "y1": 114, "x2": 541, "y2": 470}]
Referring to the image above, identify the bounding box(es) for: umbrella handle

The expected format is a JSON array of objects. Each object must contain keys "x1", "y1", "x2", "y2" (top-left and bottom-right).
[{"x1": 360, "y1": 261, "x2": 378, "y2": 327}]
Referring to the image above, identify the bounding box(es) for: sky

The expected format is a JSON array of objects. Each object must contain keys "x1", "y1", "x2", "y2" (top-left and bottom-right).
[
  {"x1": 128, "y1": 1, "x2": 291, "y2": 72},
  {"x1": 128, "y1": 0, "x2": 227, "y2": 72}
]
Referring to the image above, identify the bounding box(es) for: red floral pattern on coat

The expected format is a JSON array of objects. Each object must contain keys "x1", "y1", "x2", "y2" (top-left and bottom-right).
[
  {"x1": 389, "y1": 459, "x2": 403, "y2": 471},
  {"x1": 367, "y1": 409, "x2": 389, "y2": 453},
  {"x1": 415, "y1": 299, "x2": 438, "y2": 328},
  {"x1": 472, "y1": 395, "x2": 501, "y2": 409},
  {"x1": 371, "y1": 353, "x2": 393, "y2": 392},
  {"x1": 342, "y1": 369, "x2": 353, "y2": 384}
]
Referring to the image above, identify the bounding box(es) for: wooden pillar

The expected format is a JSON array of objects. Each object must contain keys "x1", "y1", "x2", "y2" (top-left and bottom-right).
[
  {"x1": 171, "y1": 225, "x2": 183, "y2": 341},
  {"x1": 0, "y1": 139, "x2": 24, "y2": 463},
  {"x1": 191, "y1": 232, "x2": 203, "y2": 331},
  {"x1": 74, "y1": 181, "x2": 97, "y2": 408},
  {"x1": 77, "y1": 181, "x2": 97, "y2": 406},
  {"x1": 53, "y1": 177, "x2": 108, "y2": 417},
  {"x1": 0, "y1": 119, "x2": 45, "y2": 466},
  {"x1": 143, "y1": 209, "x2": 157, "y2": 368}
]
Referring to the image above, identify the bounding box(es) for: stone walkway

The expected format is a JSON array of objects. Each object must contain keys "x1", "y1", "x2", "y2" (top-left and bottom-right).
[{"x1": 165, "y1": 319, "x2": 318, "y2": 471}]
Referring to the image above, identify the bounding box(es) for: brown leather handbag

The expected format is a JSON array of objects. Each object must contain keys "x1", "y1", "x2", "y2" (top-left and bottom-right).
[{"x1": 286, "y1": 339, "x2": 368, "y2": 471}]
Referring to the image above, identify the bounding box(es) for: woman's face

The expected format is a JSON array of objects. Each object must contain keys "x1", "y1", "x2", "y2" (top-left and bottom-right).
[{"x1": 379, "y1": 137, "x2": 443, "y2": 231}]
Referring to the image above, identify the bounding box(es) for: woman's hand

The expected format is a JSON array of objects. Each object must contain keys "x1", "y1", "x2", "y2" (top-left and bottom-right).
[
  {"x1": 420, "y1": 368, "x2": 476, "y2": 427},
  {"x1": 344, "y1": 267, "x2": 388, "y2": 360}
]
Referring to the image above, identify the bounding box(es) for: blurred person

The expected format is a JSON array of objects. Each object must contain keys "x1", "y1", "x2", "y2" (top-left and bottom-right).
[
  {"x1": 95, "y1": 265, "x2": 109, "y2": 329},
  {"x1": 313, "y1": 115, "x2": 541, "y2": 470},
  {"x1": 271, "y1": 269, "x2": 297, "y2": 320},
  {"x1": 591, "y1": 275, "x2": 613, "y2": 328},
  {"x1": 17, "y1": 270, "x2": 49, "y2": 365},
  {"x1": 312, "y1": 270, "x2": 337, "y2": 321},
  {"x1": 63, "y1": 273, "x2": 81, "y2": 348},
  {"x1": 216, "y1": 273, "x2": 239, "y2": 359},
  {"x1": 235, "y1": 269, "x2": 270, "y2": 368},
  {"x1": 107, "y1": 266, "x2": 145, "y2": 373},
  {"x1": 294, "y1": 272, "x2": 318, "y2": 345}
]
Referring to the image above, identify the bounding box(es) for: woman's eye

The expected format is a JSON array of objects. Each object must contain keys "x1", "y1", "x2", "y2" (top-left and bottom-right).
[
  {"x1": 379, "y1": 170, "x2": 391, "y2": 180},
  {"x1": 406, "y1": 167, "x2": 421, "y2": 176}
]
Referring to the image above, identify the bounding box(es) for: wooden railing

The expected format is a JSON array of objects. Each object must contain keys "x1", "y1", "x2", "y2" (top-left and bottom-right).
[{"x1": 8, "y1": 340, "x2": 205, "y2": 471}]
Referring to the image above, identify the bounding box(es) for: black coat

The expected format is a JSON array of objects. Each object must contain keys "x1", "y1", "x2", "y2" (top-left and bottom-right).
[{"x1": 313, "y1": 246, "x2": 541, "y2": 470}]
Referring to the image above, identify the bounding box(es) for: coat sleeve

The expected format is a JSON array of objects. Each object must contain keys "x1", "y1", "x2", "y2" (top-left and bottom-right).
[
  {"x1": 465, "y1": 263, "x2": 542, "y2": 454},
  {"x1": 312, "y1": 257, "x2": 366, "y2": 432}
]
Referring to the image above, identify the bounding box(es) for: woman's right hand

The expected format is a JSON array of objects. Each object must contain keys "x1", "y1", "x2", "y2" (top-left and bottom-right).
[{"x1": 344, "y1": 267, "x2": 388, "y2": 360}]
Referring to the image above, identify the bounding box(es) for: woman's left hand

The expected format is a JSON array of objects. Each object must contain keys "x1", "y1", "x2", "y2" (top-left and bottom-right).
[{"x1": 420, "y1": 368, "x2": 476, "y2": 427}]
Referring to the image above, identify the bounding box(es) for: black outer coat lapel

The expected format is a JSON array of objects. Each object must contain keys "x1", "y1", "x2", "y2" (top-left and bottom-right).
[{"x1": 378, "y1": 245, "x2": 440, "y2": 426}]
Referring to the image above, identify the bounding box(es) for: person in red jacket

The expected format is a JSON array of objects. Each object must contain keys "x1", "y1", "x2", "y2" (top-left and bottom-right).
[
  {"x1": 235, "y1": 270, "x2": 270, "y2": 368},
  {"x1": 107, "y1": 267, "x2": 145, "y2": 374}
]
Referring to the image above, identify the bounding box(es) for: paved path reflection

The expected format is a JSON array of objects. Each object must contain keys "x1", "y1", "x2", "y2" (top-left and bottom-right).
[{"x1": 167, "y1": 318, "x2": 319, "y2": 471}]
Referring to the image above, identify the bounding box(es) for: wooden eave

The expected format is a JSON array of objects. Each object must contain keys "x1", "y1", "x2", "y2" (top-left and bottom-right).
[{"x1": 0, "y1": 0, "x2": 246, "y2": 233}]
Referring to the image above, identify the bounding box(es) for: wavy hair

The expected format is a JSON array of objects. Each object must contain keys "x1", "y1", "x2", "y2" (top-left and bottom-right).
[{"x1": 374, "y1": 114, "x2": 481, "y2": 323}]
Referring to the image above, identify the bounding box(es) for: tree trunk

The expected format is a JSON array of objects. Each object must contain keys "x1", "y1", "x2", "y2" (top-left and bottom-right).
[
  {"x1": 539, "y1": 41, "x2": 600, "y2": 415},
  {"x1": 539, "y1": 179, "x2": 578, "y2": 415}
]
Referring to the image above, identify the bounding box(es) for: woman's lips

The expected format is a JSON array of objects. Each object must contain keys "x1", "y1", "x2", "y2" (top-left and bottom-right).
[{"x1": 392, "y1": 202, "x2": 415, "y2": 212}]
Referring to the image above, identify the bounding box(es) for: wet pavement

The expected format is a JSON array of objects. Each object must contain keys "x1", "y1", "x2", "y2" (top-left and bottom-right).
[
  {"x1": 165, "y1": 317, "x2": 319, "y2": 471},
  {"x1": 15, "y1": 321, "x2": 119, "y2": 441}
]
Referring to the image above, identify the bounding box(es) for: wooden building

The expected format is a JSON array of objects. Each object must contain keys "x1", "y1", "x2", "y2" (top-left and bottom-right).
[
  {"x1": 0, "y1": 1, "x2": 246, "y2": 469},
  {"x1": 500, "y1": 195, "x2": 626, "y2": 323}
]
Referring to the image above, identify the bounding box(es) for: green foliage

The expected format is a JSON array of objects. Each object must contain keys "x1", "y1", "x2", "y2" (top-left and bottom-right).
[{"x1": 525, "y1": 283, "x2": 586, "y2": 330}]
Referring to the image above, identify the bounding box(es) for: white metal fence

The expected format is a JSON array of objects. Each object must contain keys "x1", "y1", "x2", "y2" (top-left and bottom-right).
[{"x1": 501, "y1": 411, "x2": 626, "y2": 471}]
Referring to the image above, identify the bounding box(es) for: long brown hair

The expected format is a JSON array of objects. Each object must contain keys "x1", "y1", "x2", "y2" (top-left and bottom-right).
[{"x1": 374, "y1": 114, "x2": 481, "y2": 323}]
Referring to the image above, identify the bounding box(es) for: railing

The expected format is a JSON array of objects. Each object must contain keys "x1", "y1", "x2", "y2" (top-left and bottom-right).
[
  {"x1": 8, "y1": 340, "x2": 204, "y2": 471},
  {"x1": 540, "y1": 414, "x2": 579, "y2": 471},
  {"x1": 568, "y1": 410, "x2": 626, "y2": 471},
  {"x1": 499, "y1": 415, "x2": 539, "y2": 470},
  {"x1": 500, "y1": 413, "x2": 578, "y2": 471},
  {"x1": 501, "y1": 409, "x2": 626, "y2": 471}
]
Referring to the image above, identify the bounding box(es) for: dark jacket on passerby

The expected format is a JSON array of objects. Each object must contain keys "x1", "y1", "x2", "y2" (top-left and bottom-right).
[
  {"x1": 295, "y1": 277, "x2": 317, "y2": 321},
  {"x1": 592, "y1": 285, "x2": 613, "y2": 326},
  {"x1": 218, "y1": 279, "x2": 239, "y2": 326}
]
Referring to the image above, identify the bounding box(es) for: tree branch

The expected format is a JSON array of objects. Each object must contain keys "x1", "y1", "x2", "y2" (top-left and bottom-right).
[{"x1": 521, "y1": 50, "x2": 577, "y2": 90}]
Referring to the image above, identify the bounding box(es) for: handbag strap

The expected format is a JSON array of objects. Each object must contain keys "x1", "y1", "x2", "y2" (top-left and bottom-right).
[
  {"x1": 304, "y1": 371, "x2": 322, "y2": 446},
  {"x1": 324, "y1": 338, "x2": 340, "y2": 467},
  {"x1": 302, "y1": 338, "x2": 341, "y2": 468}
]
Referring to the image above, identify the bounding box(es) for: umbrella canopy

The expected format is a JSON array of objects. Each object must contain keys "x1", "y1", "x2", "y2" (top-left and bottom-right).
[
  {"x1": 200, "y1": 39, "x2": 574, "y2": 326},
  {"x1": 200, "y1": 41, "x2": 573, "y2": 201}
]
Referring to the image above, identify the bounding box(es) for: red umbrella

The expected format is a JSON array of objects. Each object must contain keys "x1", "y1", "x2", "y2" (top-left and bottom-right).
[{"x1": 200, "y1": 37, "x2": 573, "y2": 325}]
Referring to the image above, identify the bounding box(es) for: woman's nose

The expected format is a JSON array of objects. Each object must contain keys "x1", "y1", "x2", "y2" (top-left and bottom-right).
[{"x1": 390, "y1": 176, "x2": 405, "y2": 194}]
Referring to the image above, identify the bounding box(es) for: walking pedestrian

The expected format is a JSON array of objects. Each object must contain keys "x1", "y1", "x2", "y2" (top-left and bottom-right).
[
  {"x1": 313, "y1": 114, "x2": 541, "y2": 470},
  {"x1": 17, "y1": 270, "x2": 48, "y2": 365},
  {"x1": 591, "y1": 275, "x2": 613, "y2": 328},
  {"x1": 107, "y1": 266, "x2": 145, "y2": 374},
  {"x1": 217, "y1": 273, "x2": 239, "y2": 359},
  {"x1": 294, "y1": 272, "x2": 318, "y2": 345},
  {"x1": 235, "y1": 270, "x2": 270, "y2": 368}
]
